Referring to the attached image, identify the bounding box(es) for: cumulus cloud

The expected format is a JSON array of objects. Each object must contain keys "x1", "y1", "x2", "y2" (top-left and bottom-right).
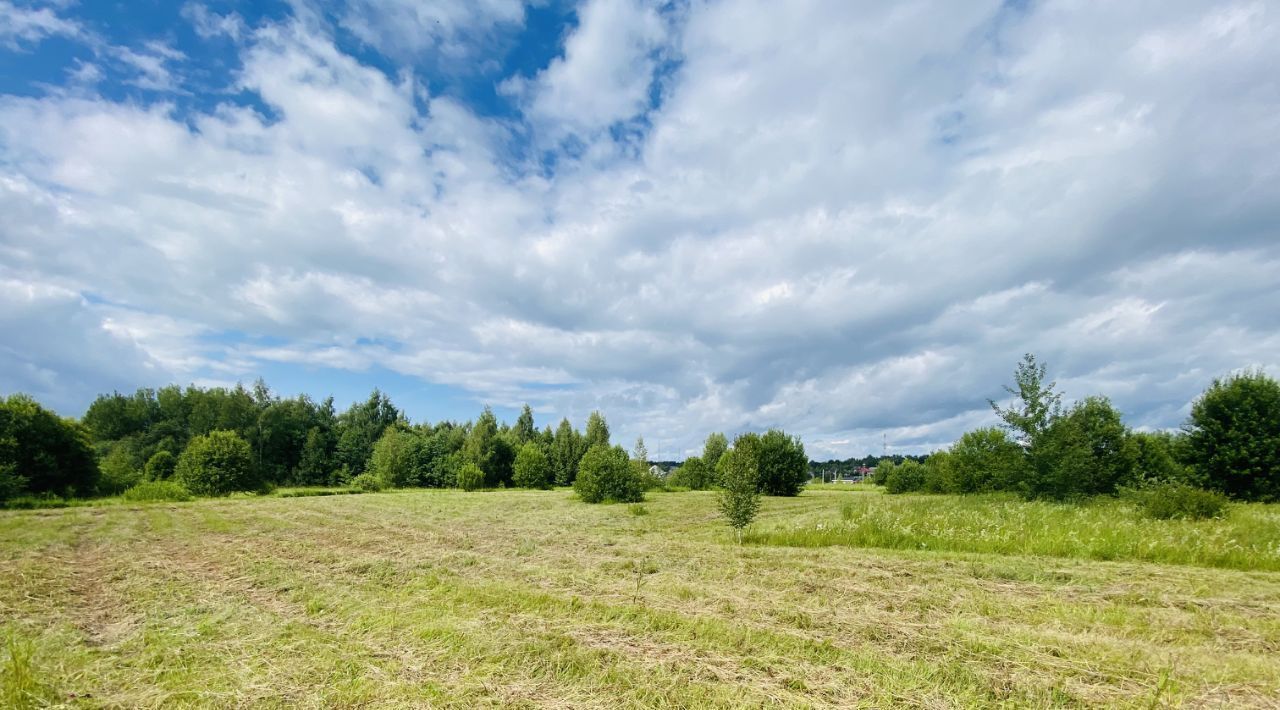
[{"x1": 1, "y1": 0, "x2": 1278, "y2": 457}]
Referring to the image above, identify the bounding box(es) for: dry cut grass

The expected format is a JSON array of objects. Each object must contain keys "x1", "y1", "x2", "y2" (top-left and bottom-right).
[{"x1": 2, "y1": 487, "x2": 1279, "y2": 708}]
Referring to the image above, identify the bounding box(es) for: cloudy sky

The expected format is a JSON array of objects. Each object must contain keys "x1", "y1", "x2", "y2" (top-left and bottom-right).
[{"x1": 1, "y1": 0, "x2": 1277, "y2": 459}]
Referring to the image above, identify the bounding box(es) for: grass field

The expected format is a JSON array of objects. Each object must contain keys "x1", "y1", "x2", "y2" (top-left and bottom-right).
[{"x1": 2, "y1": 487, "x2": 1279, "y2": 708}]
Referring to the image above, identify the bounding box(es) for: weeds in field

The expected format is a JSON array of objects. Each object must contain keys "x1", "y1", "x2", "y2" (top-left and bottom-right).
[{"x1": 1, "y1": 634, "x2": 53, "y2": 709}]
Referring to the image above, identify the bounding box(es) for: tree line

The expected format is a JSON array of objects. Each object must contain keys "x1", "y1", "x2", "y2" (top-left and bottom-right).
[
  {"x1": 874, "y1": 355, "x2": 1280, "y2": 507},
  {"x1": 0, "y1": 381, "x2": 811, "y2": 507}
]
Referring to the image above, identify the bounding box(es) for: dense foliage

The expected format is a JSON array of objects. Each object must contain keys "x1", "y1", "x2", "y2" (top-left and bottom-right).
[
  {"x1": 1186, "y1": 370, "x2": 1280, "y2": 501},
  {"x1": 717, "y1": 448, "x2": 760, "y2": 542},
  {"x1": 0, "y1": 394, "x2": 99, "y2": 500},
  {"x1": 574, "y1": 444, "x2": 643, "y2": 503},
  {"x1": 513, "y1": 442, "x2": 553, "y2": 489},
  {"x1": 175, "y1": 430, "x2": 259, "y2": 496}
]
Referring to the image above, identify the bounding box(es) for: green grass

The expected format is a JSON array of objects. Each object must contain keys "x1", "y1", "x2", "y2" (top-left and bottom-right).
[
  {"x1": 747, "y1": 490, "x2": 1280, "y2": 571},
  {"x1": 1, "y1": 487, "x2": 1278, "y2": 707}
]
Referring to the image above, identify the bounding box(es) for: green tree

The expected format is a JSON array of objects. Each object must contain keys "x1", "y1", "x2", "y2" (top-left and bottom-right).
[
  {"x1": 585, "y1": 411, "x2": 610, "y2": 448},
  {"x1": 754, "y1": 429, "x2": 808, "y2": 496},
  {"x1": 948, "y1": 427, "x2": 1024, "y2": 493},
  {"x1": 514, "y1": 404, "x2": 536, "y2": 444},
  {"x1": 1026, "y1": 397, "x2": 1137, "y2": 500},
  {"x1": 551, "y1": 418, "x2": 585, "y2": 486},
  {"x1": 464, "y1": 407, "x2": 514, "y2": 487},
  {"x1": 702, "y1": 432, "x2": 728, "y2": 471},
  {"x1": 574, "y1": 444, "x2": 643, "y2": 503},
  {"x1": 1131, "y1": 431, "x2": 1194, "y2": 485},
  {"x1": 335, "y1": 390, "x2": 399, "y2": 475},
  {"x1": 990, "y1": 353, "x2": 1063, "y2": 448},
  {"x1": 884, "y1": 459, "x2": 927, "y2": 494},
  {"x1": 294, "y1": 427, "x2": 332, "y2": 486},
  {"x1": 1186, "y1": 370, "x2": 1280, "y2": 501},
  {"x1": 669, "y1": 455, "x2": 715, "y2": 490},
  {"x1": 513, "y1": 442, "x2": 553, "y2": 489},
  {"x1": 144, "y1": 450, "x2": 178, "y2": 481},
  {"x1": 717, "y1": 448, "x2": 761, "y2": 543},
  {"x1": 368, "y1": 428, "x2": 430, "y2": 488},
  {"x1": 175, "y1": 430, "x2": 258, "y2": 496},
  {"x1": 0, "y1": 394, "x2": 99, "y2": 498},
  {"x1": 97, "y1": 441, "x2": 143, "y2": 495}
]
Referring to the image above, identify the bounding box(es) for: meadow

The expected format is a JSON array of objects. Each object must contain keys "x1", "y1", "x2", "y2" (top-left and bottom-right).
[{"x1": 2, "y1": 487, "x2": 1279, "y2": 708}]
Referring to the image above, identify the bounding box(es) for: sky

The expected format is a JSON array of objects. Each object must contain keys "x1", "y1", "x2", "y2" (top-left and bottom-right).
[{"x1": 1, "y1": 0, "x2": 1278, "y2": 460}]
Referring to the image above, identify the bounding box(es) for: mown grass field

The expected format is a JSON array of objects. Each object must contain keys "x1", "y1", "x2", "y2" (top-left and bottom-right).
[{"x1": 2, "y1": 487, "x2": 1279, "y2": 708}]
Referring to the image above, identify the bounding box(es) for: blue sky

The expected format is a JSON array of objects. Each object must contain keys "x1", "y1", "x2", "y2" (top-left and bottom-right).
[{"x1": 2, "y1": 0, "x2": 1278, "y2": 458}]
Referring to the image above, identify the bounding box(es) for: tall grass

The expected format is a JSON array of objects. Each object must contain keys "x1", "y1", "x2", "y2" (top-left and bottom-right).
[
  {"x1": 1, "y1": 634, "x2": 54, "y2": 709},
  {"x1": 748, "y1": 492, "x2": 1280, "y2": 571}
]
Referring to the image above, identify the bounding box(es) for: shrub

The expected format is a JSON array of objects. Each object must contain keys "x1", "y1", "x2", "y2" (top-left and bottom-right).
[
  {"x1": 122, "y1": 480, "x2": 193, "y2": 503},
  {"x1": 1126, "y1": 483, "x2": 1230, "y2": 520},
  {"x1": 1186, "y1": 370, "x2": 1280, "y2": 502},
  {"x1": 457, "y1": 462, "x2": 485, "y2": 491},
  {"x1": 1025, "y1": 397, "x2": 1137, "y2": 500},
  {"x1": 1131, "y1": 431, "x2": 1195, "y2": 485},
  {"x1": 175, "y1": 430, "x2": 259, "y2": 496},
  {"x1": 350, "y1": 472, "x2": 385, "y2": 493},
  {"x1": 512, "y1": 443, "x2": 553, "y2": 489},
  {"x1": 668, "y1": 456, "x2": 716, "y2": 490},
  {"x1": 884, "y1": 460, "x2": 927, "y2": 494},
  {"x1": 948, "y1": 427, "x2": 1024, "y2": 493},
  {"x1": 755, "y1": 430, "x2": 809, "y2": 496},
  {"x1": 574, "y1": 444, "x2": 643, "y2": 504},
  {"x1": 144, "y1": 450, "x2": 178, "y2": 481},
  {"x1": 921, "y1": 451, "x2": 954, "y2": 493},
  {"x1": 97, "y1": 443, "x2": 143, "y2": 495}
]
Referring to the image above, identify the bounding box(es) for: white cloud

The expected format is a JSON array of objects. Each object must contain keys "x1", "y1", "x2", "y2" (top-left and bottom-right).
[
  {"x1": 2, "y1": 1, "x2": 1279, "y2": 456},
  {"x1": 0, "y1": 0, "x2": 80, "y2": 49}
]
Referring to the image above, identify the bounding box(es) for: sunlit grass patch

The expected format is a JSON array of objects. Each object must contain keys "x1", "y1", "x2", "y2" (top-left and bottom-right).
[{"x1": 748, "y1": 491, "x2": 1280, "y2": 570}]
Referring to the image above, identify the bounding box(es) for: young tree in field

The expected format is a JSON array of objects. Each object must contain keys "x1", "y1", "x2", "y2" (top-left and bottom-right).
[
  {"x1": 989, "y1": 353, "x2": 1063, "y2": 448},
  {"x1": 175, "y1": 430, "x2": 258, "y2": 496},
  {"x1": 585, "y1": 411, "x2": 610, "y2": 448},
  {"x1": 717, "y1": 448, "x2": 760, "y2": 544},
  {"x1": 702, "y1": 432, "x2": 728, "y2": 471},
  {"x1": 574, "y1": 444, "x2": 643, "y2": 503},
  {"x1": 755, "y1": 429, "x2": 809, "y2": 496},
  {"x1": 368, "y1": 427, "x2": 430, "y2": 488},
  {"x1": 513, "y1": 442, "x2": 553, "y2": 489},
  {"x1": 1186, "y1": 370, "x2": 1280, "y2": 501},
  {"x1": 947, "y1": 427, "x2": 1024, "y2": 493},
  {"x1": 457, "y1": 462, "x2": 485, "y2": 491}
]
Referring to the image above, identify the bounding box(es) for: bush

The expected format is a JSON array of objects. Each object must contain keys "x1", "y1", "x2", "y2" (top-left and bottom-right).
[
  {"x1": 884, "y1": 460, "x2": 927, "y2": 494},
  {"x1": 755, "y1": 430, "x2": 809, "y2": 496},
  {"x1": 350, "y1": 472, "x2": 385, "y2": 492},
  {"x1": 921, "y1": 451, "x2": 953, "y2": 493},
  {"x1": 1186, "y1": 370, "x2": 1280, "y2": 502},
  {"x1": 948, "y1": 427, "x2": 1024, "y2": 493},
  {"x1": 1126, "y1": 483, "x2": 1230, "y2": 520},
  {"x1": 97, "y1": 443, "x2": 143, "y2": 495},
  {"x1": 457, "y1": 462, "x2": 485, "y2": 491},
  {"x1": 668, "y1": 456, "x2": 715, "y2": 490},
  {"x1": 122, "y1": 480, "x2": 193, "y2": 503},
  {"x1": 574, "y1": 444, "x2": 643, "y2": 504},
  {"x1": 144, "y1": 450, "x2": 178, "y2": 481},
  {"x1": 1025, "y1": 397, "x2": 1137, "y2": 500},
  {"x1": 0, "y1": 394, "x2": 99, "y2": 498},
  {"x1": 512, "y1": 443, "x2": 553, "y2": 489},
  {"x1": 175, "y1": 430, "x2": 259, "y2": 496}
]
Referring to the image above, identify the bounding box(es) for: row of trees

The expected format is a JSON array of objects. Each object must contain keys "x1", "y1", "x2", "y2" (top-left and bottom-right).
[
  {"x1": 876, "y1": 356, "x2": 1280, "y2": 503},
  {"x1": 0, "y1": 379, "x2": 672, "y2": 502},
  {"x1": 667, "y1": 430, "x2": 809, "y2": 496}
]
